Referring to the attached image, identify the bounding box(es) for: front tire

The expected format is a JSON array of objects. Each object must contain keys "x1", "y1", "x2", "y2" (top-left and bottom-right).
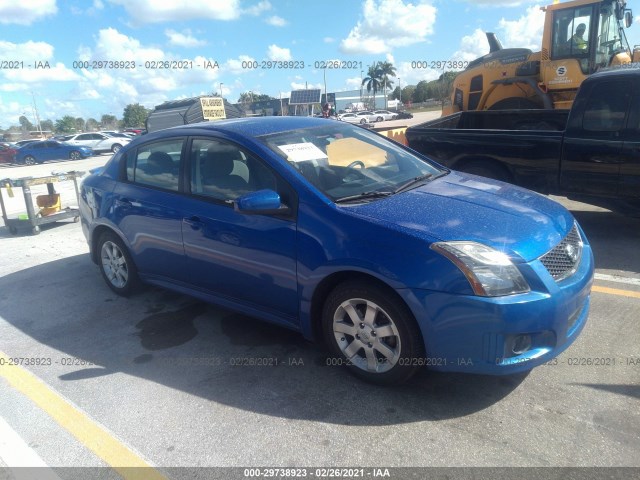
[
  {"x1": 24, "y1": 155, "x2": 36, "y2": 165},
  {"x1": 377, "y1": 116, "x2": 383, "y2": 122},
  {"x1": 111, "y1": 143, "x2": 122, "y2": 153},
  {"x1": 98, "y1": 231, "x2": 140, "y2": 296},
  {"x1": 322, "y1": 281, "x2": 424, "y2": 385}
]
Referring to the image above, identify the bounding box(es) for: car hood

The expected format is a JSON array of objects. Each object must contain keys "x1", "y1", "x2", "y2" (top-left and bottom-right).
[{"x1": 344, "y1": 171, "x2": 575, "y2": 262}]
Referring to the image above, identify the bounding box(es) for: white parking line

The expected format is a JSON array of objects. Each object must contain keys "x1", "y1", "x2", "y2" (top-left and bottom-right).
[
  {"x1": 594, "y1": 273, "x2": 640, "y2": 287},
  {"x1": 0, "y1": 416, "x2": 62, "y2": 479}
]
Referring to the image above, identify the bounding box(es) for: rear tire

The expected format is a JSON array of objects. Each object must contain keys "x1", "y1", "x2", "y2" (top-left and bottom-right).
[
  {"x1": 488, "y1": 97, "x2": 542, "y2": 110},
  {"x1": 69, "y1": 151, "x2": 81, "y2": 160},
  {"x1": 97, "y1": 231, "x2": 140, "y2": 296},
  {"x1": 111, "y1": 143, "x2": 122, "y2": 153},
  {"x1": 322, "y1": 281, "x2": 424, "y2": 385},
  {"x1": 24, "y1": 155, "x2": 36, "y2": 165}
]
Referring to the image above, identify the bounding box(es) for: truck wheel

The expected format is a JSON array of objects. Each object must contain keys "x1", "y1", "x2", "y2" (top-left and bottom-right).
[
  {"x1": 488, "y1": 98, "x2": 541, "y2": 110},
  {"x1": 461, "y1": 161, "x2": 509, "y2": 182},
  {"x1": 322, "y1": 280, "x2": 425, "y2": 385}
]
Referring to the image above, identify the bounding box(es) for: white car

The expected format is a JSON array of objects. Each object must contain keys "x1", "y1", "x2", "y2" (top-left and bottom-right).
[
  {"x1": 65, "y1": 132, "x2": 131, "y2": 154},
  {"x1": 338, "y1": 111, "x2": 375, "y2": 124},
  {"x1": 372, "y1": 110, "x2": 398, "y2": 122}
]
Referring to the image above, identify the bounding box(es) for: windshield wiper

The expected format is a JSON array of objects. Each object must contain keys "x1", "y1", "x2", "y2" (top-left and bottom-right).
[
  {"x1": 393, "y1": 173, "x2": 433, "y2": 194},
  {"x1": 335, "y1": 191, "x2": 394, "y2": 204}
]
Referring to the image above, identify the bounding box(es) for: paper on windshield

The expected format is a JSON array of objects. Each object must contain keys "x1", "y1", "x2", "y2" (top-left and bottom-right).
[{"x1": 278, "y1": 143, "x2": 328, "y2": 163}]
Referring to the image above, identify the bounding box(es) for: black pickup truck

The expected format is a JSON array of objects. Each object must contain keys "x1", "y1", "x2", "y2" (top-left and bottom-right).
[{"x1": 405, "y1": 67, "x2": 640, "y2": 213}]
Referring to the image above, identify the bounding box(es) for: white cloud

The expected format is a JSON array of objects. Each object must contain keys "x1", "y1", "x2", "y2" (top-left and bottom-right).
[
  {"x1": 243, "y1": 0, "x2": 271, "y2": 16},
  {"x1": 107, "y1": 0, "x2": 270, "y2": 23},
  {"x1": 340, "y1": 0, "x2": 437, "y2": 54},
  {"x1": 463, "y1": 0, "x2": 538, "y2": 5},
  {"x1": 224, "y1": 55, "x2": 257, "y2": 75},
  {"x1": 4, "y1": 63, "x2": 80, "y2": 83},
  {"x1": 0, "y1": 0, "x2": 57, "y2": 25},
  {"x1": 72, "y1": 29, "x2": 220, "y2": 114},
  {"x1": 452, "y1": 28, "x2": 490, "y2": 62},
  {"x1": 497, "y1": 5, "x2": 545, "y2": 50},
  {"x1": 290, "y1": 81, "x2": 322, "y2": 90},
  {"x1": 0, "y1": 41, "x2": 54, "y2": 61},
  {"x1": 165, "y1": 29, "x2": 207, "y2": 48},
  {"x1": 267, "y1": 44, "x2": 292, "y2": 61},
  {"x1": 266, "y1": 15, "x2": 287, "y2": 27},
  {"x1": 324, "y1": 37, "x2": 335, "y2": 43}
]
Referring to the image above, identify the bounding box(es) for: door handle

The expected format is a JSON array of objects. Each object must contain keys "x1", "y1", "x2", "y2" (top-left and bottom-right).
[{"x1": 115, "y1": 198, "x2": 141, "y2": 208}]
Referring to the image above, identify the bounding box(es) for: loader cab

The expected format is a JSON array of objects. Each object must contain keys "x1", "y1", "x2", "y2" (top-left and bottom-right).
[{"x1": 546, "y1": 0, "x2": 631, "y2": 83}]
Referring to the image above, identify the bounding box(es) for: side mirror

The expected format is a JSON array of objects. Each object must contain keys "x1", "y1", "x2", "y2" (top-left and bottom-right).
[
  {"x1": 625, "y1": 11, "x2": 633, "y2": 29},
  {"x1": 234, "y1": 189, "x2": 290, "y2": 215}
]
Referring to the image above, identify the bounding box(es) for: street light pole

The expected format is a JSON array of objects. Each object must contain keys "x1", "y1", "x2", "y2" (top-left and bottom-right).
[{"x1": 219, "y1": 82, "x2": 223, "y2": 97}]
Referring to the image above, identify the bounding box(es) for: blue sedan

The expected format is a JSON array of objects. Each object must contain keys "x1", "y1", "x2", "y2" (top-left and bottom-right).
[
  {"x1": 79, "y1": 117, "x2": 593, "y2": 385},
  {"x1": 15, "y1": 140, "x2": 93, "y2": 165}
]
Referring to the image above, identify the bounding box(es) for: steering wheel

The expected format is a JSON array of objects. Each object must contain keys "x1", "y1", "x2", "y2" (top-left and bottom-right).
[
  {"x1": 347, "y1": 160, "x2": 365, "y2": 169},
  {"x1": 600, "y1": 39, "x2": 619, "y2": 48}
]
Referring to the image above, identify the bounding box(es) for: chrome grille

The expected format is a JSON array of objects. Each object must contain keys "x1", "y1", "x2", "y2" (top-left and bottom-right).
[{"x1": 540, "y1": 224, "x2": 583, "y2": 282}]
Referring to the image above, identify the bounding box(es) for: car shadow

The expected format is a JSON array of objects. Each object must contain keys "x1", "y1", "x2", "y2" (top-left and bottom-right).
[{"x1": 0, "y1": 253, "x2": 528, "y2": 426}]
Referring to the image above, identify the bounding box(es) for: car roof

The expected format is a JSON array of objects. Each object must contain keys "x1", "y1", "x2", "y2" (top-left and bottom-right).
[{"x1": 143, "y1": 116, "x2": 334, "y2": 139}]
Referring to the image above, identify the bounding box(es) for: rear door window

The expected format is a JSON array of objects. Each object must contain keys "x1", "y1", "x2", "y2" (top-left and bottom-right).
[{"x1": 126, "y1": 138, "x2": 185, "y2": 191}]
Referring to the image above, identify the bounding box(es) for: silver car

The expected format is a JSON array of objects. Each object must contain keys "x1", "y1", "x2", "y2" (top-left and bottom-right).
[
  {"x1": 372, "y1": 110, "x2": 398, "y2": 121},
  {"x1": 65, "y1": 132, "x2": 131, "y2": 154}
]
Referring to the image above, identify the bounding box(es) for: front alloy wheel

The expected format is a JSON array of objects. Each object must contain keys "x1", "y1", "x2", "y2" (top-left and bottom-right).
[{"x1": 323, "y1": 281, "x2": 424, "y2": 385}]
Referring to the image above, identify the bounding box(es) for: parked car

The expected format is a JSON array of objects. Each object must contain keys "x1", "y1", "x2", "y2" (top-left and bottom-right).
[
  {"x1": 65, "y1": 132, "x2": 131, "y2": 154},
  {"x1": 123, "y1": 128, "x2": 145, "y2": 135},
  {"x1": 372, "y1": 110, "x2": 397, "y2": 121},
  {"x1": 80, "y1": 117, "x2": 593, "y2": 385},
  {"x1": 11, "y1": 139, "x2": 39, "y2": 148},
  {"x1": 0, "y1": 143, "x2": 17, "y2": 164},
  {"x1": 338, "y1": 111, "x2": 376, "y2": 124},
  {"x1": 15, "y1": 140, "x2": 93, "y2": 164},
  {"x1": 99, "y1": 131, "x2": 136, "y2": 140},
  {"x1": 394, "y1": 111, "x2": 413, "y2": 120}
]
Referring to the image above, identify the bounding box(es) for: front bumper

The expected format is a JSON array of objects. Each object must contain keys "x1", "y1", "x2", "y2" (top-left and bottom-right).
[{"x1": 401, "y1": 242, "x2": 594, "y2": 375}]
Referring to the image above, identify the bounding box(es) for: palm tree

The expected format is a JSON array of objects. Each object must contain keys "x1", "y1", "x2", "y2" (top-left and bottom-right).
[
  {"x1": 376, "y1": 61, "x2": 396, "y2": 109},
  {"x1": 361, "y1": 64, "x2": 383, "y2": 109}
]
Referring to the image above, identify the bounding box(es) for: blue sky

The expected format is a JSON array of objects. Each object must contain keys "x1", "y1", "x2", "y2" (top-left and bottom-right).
[{"x1": 1, "y1": 0, "x2": 639, "y2": 126}]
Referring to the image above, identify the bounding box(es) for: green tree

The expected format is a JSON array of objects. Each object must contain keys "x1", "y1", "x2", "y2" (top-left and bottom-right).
[
  {"x1": 100, "y1": 114, "x2": 118, "y2": 130},
  {"x1": 75, "y1": 117, "x2": 86, "y2": 132},
  {"x1": 19, "y1": 115, "x2": 33, "y2": 132},
  {"x1": 238, "y1": 92, "x2": 272, "y2": 104},
  {"x1": 40, "y1": 119, "x2": 54, "y2": 132},
  {"x1": 122, "y1": 103, "x2": 149, "y2": 128},
  {"x1": 361, "y1": 64, "x2": 383, "y2": 109},
  {"x1": 55, "y1": 116, "x2": 78, "y2": 133},
  {"x1": 86, "y1": 118, "x2": 99, "y2": 131},
  {"x1": 401, "y1": 85, "x2": 416, "y2": 104},
  {"x1": 412, "y1": 80, "x2": 430, "y2": 103},
  {"x1": 376, "y1": 61, "x2": 396, "y2": 108}
]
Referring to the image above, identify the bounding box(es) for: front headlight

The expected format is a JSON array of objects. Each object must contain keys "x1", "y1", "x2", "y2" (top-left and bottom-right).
[{"x1": 431, "y1": 241, "x2": 530, "y2": 297}]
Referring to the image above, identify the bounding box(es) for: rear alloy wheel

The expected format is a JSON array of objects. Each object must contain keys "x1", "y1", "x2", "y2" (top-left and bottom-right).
[
  {"x1": 377, "y1": 116, "x2": 384, "y2": 122},
  {"x1": 69, "y1": 151, "x2": 81, "y2": 160},
  {"x1": 98, "y1": 231, "x2": 140, "y2": 296},
  {"x1": 322, "y1": 281, "x2": 425, "y2": 385},
  {"x1": 111, "y1": 143, "x2": 122, "y2": 153},
  {"x1": 360, "y1": 118, "x2": 367, "y2": 124},
  {"x1": 24, "y1": 155, "x2": 36, "y2": 165}
]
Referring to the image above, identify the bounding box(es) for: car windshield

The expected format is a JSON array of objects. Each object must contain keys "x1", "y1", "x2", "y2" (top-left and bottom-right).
[{"x1": 258, "y1": 122, "x2": 444, "y2": 202}]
